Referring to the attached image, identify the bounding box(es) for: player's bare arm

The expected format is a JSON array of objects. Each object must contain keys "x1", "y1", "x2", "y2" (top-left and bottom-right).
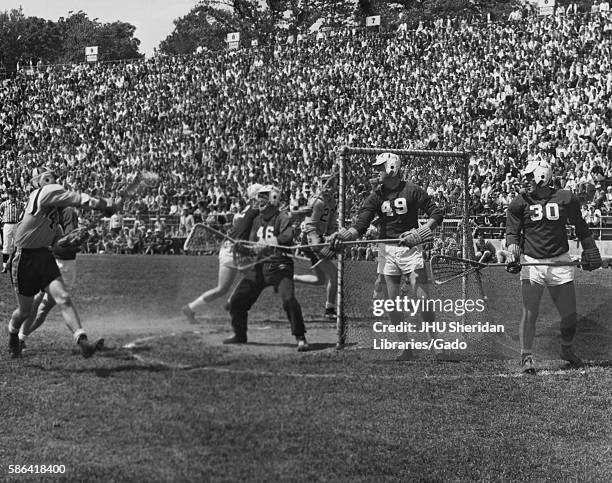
[{"x1": 567, "y1": 193, "x2": 602, "y2": 271}]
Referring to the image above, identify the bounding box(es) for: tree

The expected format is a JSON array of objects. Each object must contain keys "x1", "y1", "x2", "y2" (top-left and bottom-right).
[
  {"x1": 55, "y1": 11, "x2": 142, "y2": 64},
  {"x1": 0, "y1": 8, "x2": 61, "y2": 71},
  {"x1": 159, "y1": 0, "x2": 359, "y2": 54},
  {"x1": 0, "y1": 8, "x2": 142, "y2": 71},
  {"x1": 159, "y1": 0, "x2": 281, "y2": 55}
]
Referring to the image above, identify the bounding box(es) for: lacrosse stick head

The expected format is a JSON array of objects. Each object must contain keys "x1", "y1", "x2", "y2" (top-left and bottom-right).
[
  {"x1": 183, "y1": 224, "x2": 226, "y2": 253},
  {"x1": 429, "y1": 255, "x2": 485, "y2": 285},
  {"x1": 121, "y1": 170, "x2": 160, "y2": 196},
  {"x1": 232, "y1": 241, "x2": 275, "y2": 271}
]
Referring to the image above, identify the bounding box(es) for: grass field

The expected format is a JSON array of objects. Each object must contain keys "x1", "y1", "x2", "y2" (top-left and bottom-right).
[{"x1": 2, "y1": 254, "x2": 612, "y2": 481}]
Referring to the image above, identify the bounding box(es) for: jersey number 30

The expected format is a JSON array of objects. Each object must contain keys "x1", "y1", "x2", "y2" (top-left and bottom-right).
[
  {"x1": 529, "y1": 203, "x2": 559, "y2": 221},
  {"x1": 381, "y1": 198, "x2": 408, "y2": 217}
]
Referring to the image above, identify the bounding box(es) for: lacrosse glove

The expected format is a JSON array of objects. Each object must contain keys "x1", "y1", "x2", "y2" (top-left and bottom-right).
[
  {"x1": 581, "y1": 247, "x2": 602, "y2": 271},
  {"x1": 97, "y1": 197, "x2": 119, "y2": 217},
  {"x1": 398, "y1": 225, "x2": 433, "y2": 248},
  {"x1": 505, "y1": 243, "x2": 522, "y2": 274},
  {"x1": 56, "y1": 227, "x2": 90, "y2": 250},
  {"x1": 319, "y1": 245, "x2": 336, "y2": 259},
  {"x1": 328, "y1": 227, "x2": 357, "y2": 251}
]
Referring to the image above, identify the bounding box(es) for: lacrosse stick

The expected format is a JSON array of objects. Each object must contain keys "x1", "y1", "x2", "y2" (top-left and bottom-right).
[
  {"x1": 183, "y1": 223, "x2": 226, "y2": 253},
  {"x1": 183, "y1": 224, "x2": 310, "y2": 268},
  {"x1": 120, "y1": 170, "x2": 160, "y2": 196},
  {"x1": 430, "y1": 255, "x2": 582, "y2": 286}
]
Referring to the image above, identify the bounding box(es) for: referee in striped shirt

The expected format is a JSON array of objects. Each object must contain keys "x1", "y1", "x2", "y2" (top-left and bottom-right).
[{"x1": 1, "y1": 190, "x2": 23, "y2": 273}]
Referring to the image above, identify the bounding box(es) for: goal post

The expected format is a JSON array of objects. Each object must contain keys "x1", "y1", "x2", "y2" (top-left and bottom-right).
[{"x1": 334, "y1": 146, "x2": 512, "y2": 360}]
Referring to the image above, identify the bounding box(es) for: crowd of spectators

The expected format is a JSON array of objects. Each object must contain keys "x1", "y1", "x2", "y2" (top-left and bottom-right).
[{"x1": 2, "y1": 5, "x2": 612, "y2": 242}]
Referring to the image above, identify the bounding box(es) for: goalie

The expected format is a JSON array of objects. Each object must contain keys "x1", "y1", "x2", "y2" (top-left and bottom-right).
[
  {"x1": 505, "y1": 159, "x2": 602, "y2": 373},
  {"x1": 226, "y1": 185, "x2": 309, "y2": 352},
  {"x1": 329, "y1": 152, "x2": 443, "y2": 356}
]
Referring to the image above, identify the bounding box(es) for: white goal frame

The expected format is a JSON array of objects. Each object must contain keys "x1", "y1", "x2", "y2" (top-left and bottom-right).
[{"x1": 335, "y1": 146, "x2": 475, "y2": 349}]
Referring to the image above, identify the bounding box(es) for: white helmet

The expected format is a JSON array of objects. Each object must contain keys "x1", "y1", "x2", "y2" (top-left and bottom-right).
[
  {"x1": 522, "y1": 160, "x2": 552, "y2": 187},
  {"x1": 246, "y1": 183, "x2": 263, "y2": 201},
  {"x1": 257, "y1": 185, "x2": 280, "y2": 208},
  {"x1": 31, "y1": 165, "x2": 57, "y2": 188},
  {"x1": 318, "y1": 172, "x2": 336, "y2": 196},
  {"x1": 373, "y1": 152, "x2": 402, "y2": 177}
]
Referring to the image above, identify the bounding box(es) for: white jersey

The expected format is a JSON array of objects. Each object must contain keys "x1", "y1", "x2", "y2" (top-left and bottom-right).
[
  {"x1": 14, "y1": 184, "x2": 82, "y2": 249},
  {"x1": 303, "y1": 195, "x2": 337, "y2": 236}
]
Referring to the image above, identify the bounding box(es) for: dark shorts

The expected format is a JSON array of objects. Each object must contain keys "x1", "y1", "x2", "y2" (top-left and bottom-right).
[
  {"x1": 10, "y1": 247, "x2": 61, "y2": 296},
  {"x1": 257, "y1": 259, "x2": 295, "y2": 289}
]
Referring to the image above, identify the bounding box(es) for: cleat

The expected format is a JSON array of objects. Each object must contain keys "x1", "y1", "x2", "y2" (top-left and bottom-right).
[
  {"x1": 223, "y1": 335, "x2": 247, "y2": 345},
  {"x1": 560, "y1": 346, "x2": 584, "y2": 368},
  {"x1": 296, "y1": 336, "x2": 309, "y2": 352},
  {"x1": 521, "y1": 354, "x2": 536, "y2": 374},
  {"x1": 324, "y1": 307, "x2": 336, "y2": 320},
  {"x1": 182, "y1": 305, "x2": 197, "y2": 324},
  {"x1": 1, "y1": 266, "x2": 6, "y2": 273},
  {"x1": 80, "y1": 338, "x2": 104, "y2": 358},
  {"x1": 8, "y1": 332, "x2": 21, "y2": 359}
]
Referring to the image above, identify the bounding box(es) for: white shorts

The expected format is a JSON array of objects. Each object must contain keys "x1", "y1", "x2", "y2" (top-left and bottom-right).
[
  {"x1": 218, "y1": 241, "x2": 236, "y2": 269},
  {"x1": 377, "y1": 243, "x2": 424, "y2": 276},
  {"x1": 520, "y1": 252, "x2": 574, "y2": 286},
  {"x1": 56, "y1": 258, "x2": 77, "y2": 291}
]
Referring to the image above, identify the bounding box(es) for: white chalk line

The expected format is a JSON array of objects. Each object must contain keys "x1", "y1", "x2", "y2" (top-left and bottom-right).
[{"x1": 121, "y1": 332, "x2": 611, "y2": 381}]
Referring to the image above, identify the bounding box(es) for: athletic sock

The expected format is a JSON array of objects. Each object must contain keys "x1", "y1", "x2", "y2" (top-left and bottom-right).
[
  {"x1": 8, "y1": 321, "x2": 18, "y2": 334},
  {"x1": 190, "y1": 298, "x2": 209, "y2": 312},
  {"x1": 73, "y1": 328, "x2": 87, "y2": 344}
]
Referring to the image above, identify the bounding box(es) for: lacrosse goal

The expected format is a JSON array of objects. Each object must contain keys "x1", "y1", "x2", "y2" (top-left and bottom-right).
[{"x1": 335, "y1": 146, "x2": 515, "y2": 360}]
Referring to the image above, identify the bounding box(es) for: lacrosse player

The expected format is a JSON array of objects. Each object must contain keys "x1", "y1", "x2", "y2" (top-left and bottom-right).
[
  {"x1": 505, "y1": 159, "x2": 601, "y2": 373},
  {"x1": 226, "y1": 185, "x2": 308, "y2": 352},
  {"x1": 18, "y1": 206, "x2": 82, "y2": 344},
  {"x1": 293, "y1": 173, "x2": 338, "y2": 319},
  {"x1": 181, "y1": 183, "x2": 262, "y2": 324},
  {"x1": 329, "y1": 153, "x2": 443, "y2": 354},
  {"x1": 6, "y1": 165, "x2": 116, "y2": 359}
]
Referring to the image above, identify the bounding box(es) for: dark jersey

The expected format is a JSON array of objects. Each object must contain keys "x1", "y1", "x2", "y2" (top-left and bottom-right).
[
  {"x1": 352, "y1": 181, "x2": 444, "y2": 238},
  {"x1": 229, "y1": 206, "x2": 259, "y2": 241},
  {"x1": 506, "y1": 189, "x2": 590, "y2": 259},
  {"x1": 250, "y1": 207, "x2": 294, "y2": 262}
]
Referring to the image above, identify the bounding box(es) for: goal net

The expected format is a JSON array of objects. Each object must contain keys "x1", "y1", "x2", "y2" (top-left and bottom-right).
[{"x1": 335, "y1": 146, "x2": 516, "y2": 361}]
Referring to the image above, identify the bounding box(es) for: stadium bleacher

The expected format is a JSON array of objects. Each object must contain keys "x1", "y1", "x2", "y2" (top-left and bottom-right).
[{"x1": 2, "y1": 10, "x2": 612, "y2": 252}]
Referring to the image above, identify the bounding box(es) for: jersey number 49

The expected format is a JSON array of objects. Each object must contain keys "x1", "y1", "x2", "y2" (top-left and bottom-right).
[{"x1": 381, "y1": 198, "x2": 408, "y2": 217}]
